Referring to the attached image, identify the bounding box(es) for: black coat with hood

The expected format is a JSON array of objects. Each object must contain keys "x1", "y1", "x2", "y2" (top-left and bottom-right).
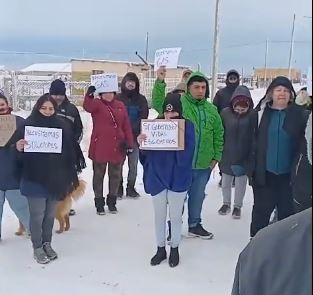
[
  {"x1": 219, "y1": 86, "x2": 255, "y2": 176},
  {"x1": 250, "y1": 76, "x2": 309, "y2": 187},
  {"x1": 49, "y1": 79, "x2": 83, "y2": 142},
  {"x1": 213, "y1": 70, "x2": 240, "y2": 113},
  {"x1": 117, "y1": 73, "x2": 149, "y2": 139}
]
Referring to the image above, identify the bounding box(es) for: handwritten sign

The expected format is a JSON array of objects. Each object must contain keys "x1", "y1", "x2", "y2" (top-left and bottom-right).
[
  {"x1": 24, "y1": 126, "x2": 62, "y2": 154},
  {"x1": 154, "y1": 48, "x2": 182, "y2": 71},
  {"x1": 91, "y1": 73, "x2": 119, "y2": 93},
  {"x1": 140, "y1": 119, "x2": 185, "y2": 151},
  {"x1": 0, "y1": 115, "x2": 16, "y2": 147}
]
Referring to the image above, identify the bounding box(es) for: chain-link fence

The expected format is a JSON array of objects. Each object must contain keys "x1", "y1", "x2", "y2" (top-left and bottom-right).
[{"x1": 2, "y1": 75, "x2": 181, "y2": 111}]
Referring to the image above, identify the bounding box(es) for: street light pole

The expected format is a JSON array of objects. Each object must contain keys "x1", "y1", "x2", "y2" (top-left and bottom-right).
[{"x1": 211, "y1": 0, "x2": 222, "y2": 101}]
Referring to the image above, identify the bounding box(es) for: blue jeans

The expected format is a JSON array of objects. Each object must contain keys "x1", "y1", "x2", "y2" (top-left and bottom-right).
[
  {"x1": 0, "y1": 190, "x2": 30, "y2": 237},
  {"x1": 188, "y1": 169, "x2": 212, "y2": 228}
]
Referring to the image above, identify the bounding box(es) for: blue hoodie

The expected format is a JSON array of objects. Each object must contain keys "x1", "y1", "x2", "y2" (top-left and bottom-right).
[
  {"x1": 0, "y1": 115, "x2": 25, "y2": 191},
  {"x1": 140, "y1": 120, "x2": 195, "y2": 196}
]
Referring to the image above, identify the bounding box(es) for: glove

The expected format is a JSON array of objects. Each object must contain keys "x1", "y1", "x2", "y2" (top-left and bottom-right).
[{"x1": 86, "y1": 86, "x2": 96, "y2": 97}]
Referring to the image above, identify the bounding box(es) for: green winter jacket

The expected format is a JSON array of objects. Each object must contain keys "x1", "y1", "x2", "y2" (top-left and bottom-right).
[
  {"x1": 181, "y1": 72, "x2": 224, "y2": 169},
  {"x1": 152, "y1": 72, "x2": 224, "y2": 169},
  {"x1": 152, "y1": 79, "x2": 166, "y2": 115}
]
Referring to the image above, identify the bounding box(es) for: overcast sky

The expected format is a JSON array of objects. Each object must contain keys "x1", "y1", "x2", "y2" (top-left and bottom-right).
[{"x1": 0, "y1": 0, "x2": 312, "y2": 73}]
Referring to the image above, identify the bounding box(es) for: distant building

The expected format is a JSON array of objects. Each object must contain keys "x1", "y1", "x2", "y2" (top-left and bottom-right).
[
  {"x1": 71, "y1": 58, "x2": 189, "y2": 81},
  {"x1": 20, "y1": 63, "x2": 72, "y2": 77},
  {"x1": 254, "y1": 68, "x2": 301, "y2": 83}
]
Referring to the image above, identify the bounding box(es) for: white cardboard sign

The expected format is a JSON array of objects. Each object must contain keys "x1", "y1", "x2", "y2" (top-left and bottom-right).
[
  {"x1": 154, "y1": 48, "x2": 182, "y2": 71},
  {"x1": 24, "y1": 126, "x2": 62, "y2": 154},
  {"x1": 140, "y1": 119, "x2": 185, "y2": 150},
  {"x1": 91, "y1": 73, "x2": 119, "y2": 93}
]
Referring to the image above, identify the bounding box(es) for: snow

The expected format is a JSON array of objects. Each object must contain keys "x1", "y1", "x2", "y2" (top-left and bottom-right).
[
  {"x1": 0, "y1": 88, "x2": 285, "y2": 295},
  {"x1": 20, "y1": 63, "x2": 72, "y2": 73}
]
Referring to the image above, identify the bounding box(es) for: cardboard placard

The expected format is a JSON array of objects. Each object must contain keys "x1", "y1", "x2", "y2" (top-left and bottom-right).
[
  {"x1": 90, "y1": 73, "x2": 119, "y2": 93},
  {"x1": 154, "y1": 48, "x2": 182, "y2": 71},
  {"x1": 140, "y1": 119, "x2": 185, "y2": 151},
  {"x1": 24, "y1": 126, "x2": 63, "y2": 154},
  {"x1": 0, "y1": 115, "x2": 16, "y2": 147}
]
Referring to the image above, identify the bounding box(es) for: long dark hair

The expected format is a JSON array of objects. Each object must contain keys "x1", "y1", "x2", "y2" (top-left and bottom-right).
[
  {"x1": 31, "y1": 93, "x2": 58, "y2": 116},
  {"x1": 0, "y1": 93, "x2": 9, "y2": 105}
]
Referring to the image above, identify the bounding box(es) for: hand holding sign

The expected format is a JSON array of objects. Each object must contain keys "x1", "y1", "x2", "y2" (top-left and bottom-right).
[
  {"x1": 16, "y1": 139, "x2": 28, "y2": 152},
  {"x1": 90, "y1": 73, "x2": 119, "y2": 94},
  {"x1": 154, "y1": 48, "x2": 182, "y2": 71}
]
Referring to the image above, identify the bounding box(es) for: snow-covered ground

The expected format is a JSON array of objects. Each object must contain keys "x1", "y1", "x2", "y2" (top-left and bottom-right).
[{"x1": 0, "y1": 87, "x2": 292, "y2": 295}]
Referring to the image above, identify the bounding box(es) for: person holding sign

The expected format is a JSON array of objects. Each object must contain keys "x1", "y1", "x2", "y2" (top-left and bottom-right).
[
  {"x1": 49, "y1": 79, "x2": 85, "y2": 216},
  {"x1": 14, "y1": 94, "x2": 79, "y2": 264},
  {"x1": 138, "y1": 93, "x2": 195, "y2": 268},
  {"x1": 84, "y1": 82, "x2": 134, "y2": 215},
  {"x1": 116, "y1": 72, "x2": 149, "y2": 199},
  {"x1": 0, "y1": 93, "x2": 30, "y2": 242},
  {"x1": 181, "y1": 72, "x2": 224, "y2": 239}
]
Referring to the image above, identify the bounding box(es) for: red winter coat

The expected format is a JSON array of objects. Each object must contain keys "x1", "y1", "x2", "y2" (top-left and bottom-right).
[{"x1": 83, "y1": 95, "x2": 134, "y2": 164}]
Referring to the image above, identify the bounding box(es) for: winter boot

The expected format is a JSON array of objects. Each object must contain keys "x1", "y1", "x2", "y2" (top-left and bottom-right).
[
  {"x1": 218, "y1": 204, "x2": 231, "y2": 216},
  {"x1": 126, "y1": 186, "x2": 140, "y2": 198},
  {"x1": 188, "y1": 224, "x2": 214, "y2": 240},
  {"x1": 150, "y1": 247, "x2": 167, "y2": 266},
  {"x1": 107, "y1": 195, "x2": 118, "y2": 214},
  {"x1": 33, "y1": 247, "x2": 50, "y2": 264},
  {"x1": 117, "y1": 183, "x2": 124, "y2": 200},
  {"x1": 169, "y1": 247, "x2": 180, "y2": 268},
  {"x1": 43, "y1": 242, "x2": 58, "y2": 260},
  {"x1": 94, "y1": 197, "x2": 106, "y2": 215},
  {"x1": 232, "y1": 208, "x2": 242, "y2": 220}
]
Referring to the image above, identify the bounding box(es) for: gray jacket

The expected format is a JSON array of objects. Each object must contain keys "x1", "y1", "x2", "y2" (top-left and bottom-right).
[
  {"x1": 219, "y1": 86, "x2": 255, "y2": 176},
  {"x1": 232, "y1": 209, "x2": 312, "y2": 295}
]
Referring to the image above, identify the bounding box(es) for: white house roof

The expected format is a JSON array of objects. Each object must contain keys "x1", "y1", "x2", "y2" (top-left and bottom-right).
[{"x1": 20, "y1": 63, "x2": 72, "y2": 73}]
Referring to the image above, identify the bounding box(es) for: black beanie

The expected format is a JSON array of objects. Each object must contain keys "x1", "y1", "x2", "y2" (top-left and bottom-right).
[
  {"x1": 49, "y1": 79, "x2": 66, "y2": 96},
  {"x1": 163, "y1": 93, "x2": 183, "y2": 118},
  {"x1": 266, "y1": 76, "x2": 296, "y2": 98}
]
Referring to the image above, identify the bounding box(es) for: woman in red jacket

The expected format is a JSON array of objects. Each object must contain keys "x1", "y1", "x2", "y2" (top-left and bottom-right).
[{"x1": 84, "y1": 86, "x2": 134, "y2": 215}]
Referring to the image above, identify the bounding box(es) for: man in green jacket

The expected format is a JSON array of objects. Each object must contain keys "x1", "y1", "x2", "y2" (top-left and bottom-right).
[{"x1": 152, "y1": 71, "x2": 224, "y2": 239}]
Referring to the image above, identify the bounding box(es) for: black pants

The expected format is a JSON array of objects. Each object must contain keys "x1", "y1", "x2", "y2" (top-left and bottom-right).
[
  {"x1": 250, "y1": 172, "x2": 295, "y2": 237},
  {"x1": 92, "y1": 162, "x2": 122, "y2": 198}
]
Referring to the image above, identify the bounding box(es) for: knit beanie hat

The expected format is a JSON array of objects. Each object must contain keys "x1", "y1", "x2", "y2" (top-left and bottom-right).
[
  {"x1": 172, "y1": 82, "x2": 187, "y2": 94},
  {"x1": 49, "y1": 79, "x2": 66, "y2": 96},
  {"x1": 232, "y1": 96, "x2": 251, "y2": 109},
  {"x1": 163, "y1": 93, "x2": 183, "y2": 118}
]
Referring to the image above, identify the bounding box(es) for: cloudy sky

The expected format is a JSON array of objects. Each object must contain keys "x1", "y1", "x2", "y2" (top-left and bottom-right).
[{"x1": 0, "y1": 0, "x2": 312, "y2": 73}]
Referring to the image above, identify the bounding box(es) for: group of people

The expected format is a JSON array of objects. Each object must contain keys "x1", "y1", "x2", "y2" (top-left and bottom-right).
[{"x1": 0, "y1": 68, "x2": 312, "y2": 274}]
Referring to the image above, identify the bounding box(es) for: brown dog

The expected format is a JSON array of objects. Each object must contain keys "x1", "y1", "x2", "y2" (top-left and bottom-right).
[{"x1": 16, "y1": 179, "x2": 86, "y2": 235}]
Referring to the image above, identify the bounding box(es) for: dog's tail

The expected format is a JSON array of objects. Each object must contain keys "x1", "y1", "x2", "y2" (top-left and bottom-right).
[{"x1": 71, "y1": 178, "x2": 87, "y2": 201}]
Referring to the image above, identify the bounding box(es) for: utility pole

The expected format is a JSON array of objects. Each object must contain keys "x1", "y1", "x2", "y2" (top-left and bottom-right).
[
  {"x1": 145, "y1": 32, "x2": 149, "y2": 62},
  {"x1": 264, "y1": 39, "x2": 269, "y2": 83},
  {"x1": 211, "y1": 0, "x2": 222, "y2": 100},
  {"x1": 288, "y1": 14, "x2": 296, "y2": 80}
]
